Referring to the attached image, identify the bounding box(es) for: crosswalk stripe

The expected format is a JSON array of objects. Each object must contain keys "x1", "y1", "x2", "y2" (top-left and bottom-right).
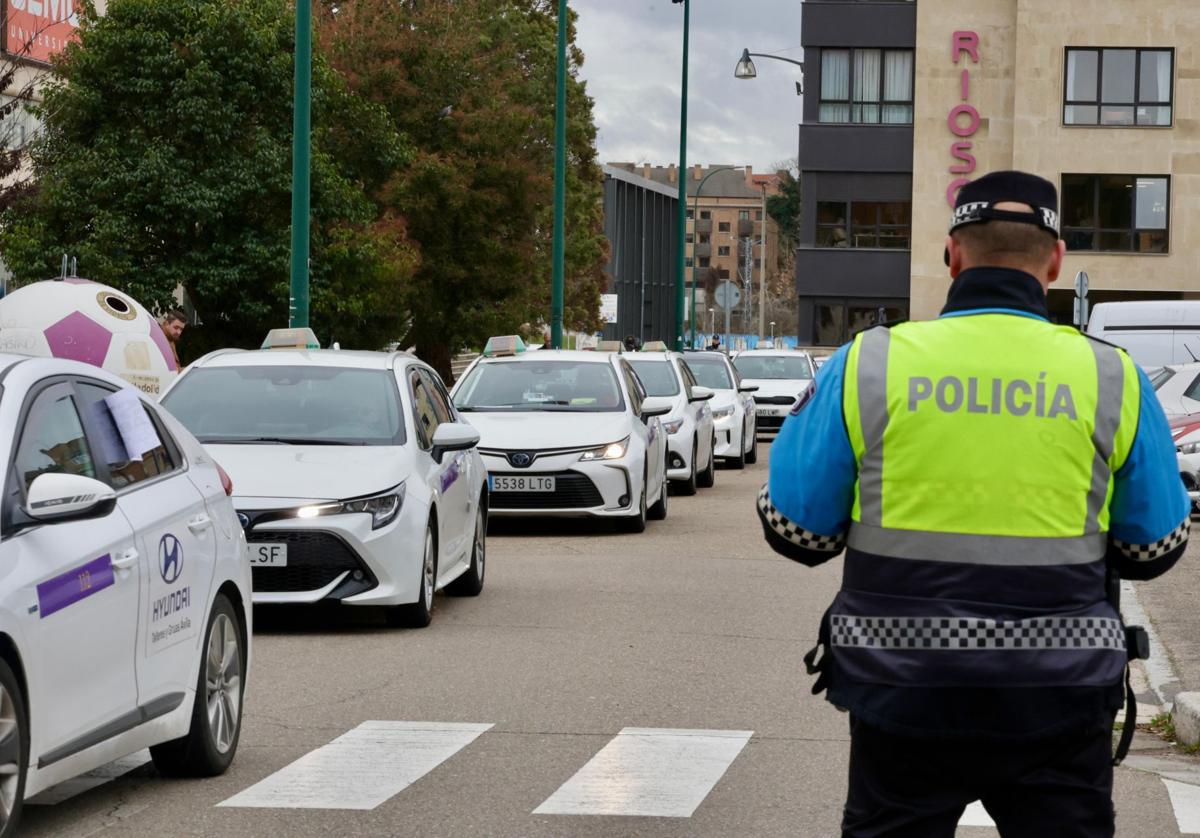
[
  {"x1": 217, "y1": 721, "x2": 492, "y2": 810},
  {"x1": 28, "y1": 749, "x2": 151, "y2": 806},
  {"x1": 533, "y1": 727, "x2": 753, "y2": 818},
  {"x1": 1164, "y1": 779, "x2": 1200, "y2": 834},
  {"x1": 958, "y1": 800, "x2": 997, "y2": 828}
]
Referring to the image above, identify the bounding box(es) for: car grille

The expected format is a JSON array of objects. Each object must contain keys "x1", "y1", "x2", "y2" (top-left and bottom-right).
[
  {"x1": 490, "y1": 472, "x2": 604, "y2": 510},
  {"x1": 247, "y1": 530, "x2": 373, "y2": 593},
  {"x1": 756, "y1": 395, "x2": 797, "y2": 405},
  {"x1": 758, "y1": 414, "x2": 787, "y2": 431}
]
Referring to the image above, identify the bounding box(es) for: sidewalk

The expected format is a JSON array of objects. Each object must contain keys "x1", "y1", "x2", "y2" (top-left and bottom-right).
[{"x1": 1134, "y1": 538, "x2": 1200, "y2": 701}]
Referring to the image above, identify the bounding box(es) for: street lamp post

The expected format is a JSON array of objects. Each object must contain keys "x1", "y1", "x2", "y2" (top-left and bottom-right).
[
  {"x1": 549, "y1": 0, "x2": 569, "y2": 349},
  {"x1": 288, "y1": 0, "x2": 312, "y2": 328},
  {"x1": 708, "y1": 307, "x2": 715, "y2": 336},
  {"x1": 770, "y1": 320, "x2": 776, "y2": 343},
  {"x1": 689, "y1": 166, "x2": 742, "y2": 348},
  {"x1": 670, "y1": 0, "x2": 691, "y2": 350}
]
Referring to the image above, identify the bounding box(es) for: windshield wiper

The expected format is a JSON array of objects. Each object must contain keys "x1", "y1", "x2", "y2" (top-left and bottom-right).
[{"x1": 201, "y1": 436, "x2": 362, "y2": 446}]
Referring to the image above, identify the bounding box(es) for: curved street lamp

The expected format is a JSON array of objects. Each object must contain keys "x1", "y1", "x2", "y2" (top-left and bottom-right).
[{"x1": 734, "y1": 48, "x2": 805, "y2": 94}]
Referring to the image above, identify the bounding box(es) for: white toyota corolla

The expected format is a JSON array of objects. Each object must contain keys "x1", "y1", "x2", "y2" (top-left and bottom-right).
[
  {"x1": 161, "y1": 334, "x2": 487, "y2": 628},
  {"x1": 0, "y1": 354, "x2": 251, "y2": 834},
  {"x1": 683, "y1": 350, "x2": 759, "y2": 468},
  {"x1": 626, "y1": 347, "x2": 716, "y2": 494},
  {"x1": 733, "y1": 349, "x2": 817, "y2": 439},
  {"x1": 451, "y1": 337, "x2": 669, "y2": 532}
]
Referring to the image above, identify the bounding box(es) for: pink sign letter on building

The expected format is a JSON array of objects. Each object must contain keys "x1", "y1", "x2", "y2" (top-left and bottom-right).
[{"x1": 952, "y1": 31, "x2": 979, "y2": 64}]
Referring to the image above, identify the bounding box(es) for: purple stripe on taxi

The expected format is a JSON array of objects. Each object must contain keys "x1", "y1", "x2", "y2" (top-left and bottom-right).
[{"x1": 37, "y1": 555, "x2": 114, "y2": 618}]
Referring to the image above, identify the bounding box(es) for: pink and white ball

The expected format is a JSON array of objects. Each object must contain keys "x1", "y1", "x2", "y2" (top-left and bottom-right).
[{"x1": 0, "y1": 279, "x2": 178, "y2": 397}]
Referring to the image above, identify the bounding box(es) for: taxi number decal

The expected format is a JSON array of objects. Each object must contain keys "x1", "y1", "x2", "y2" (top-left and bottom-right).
[{"x1": 37, "y1": 555, "x2": 115, "y2": 618}]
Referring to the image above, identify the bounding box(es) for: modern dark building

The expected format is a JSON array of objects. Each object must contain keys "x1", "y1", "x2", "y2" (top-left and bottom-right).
[
  {"x1": 795, "y1": 0, "x2": 916, "y2": 345},
  {"x1": 600, "y1": 165, "x2": 680, "y2": 346}
]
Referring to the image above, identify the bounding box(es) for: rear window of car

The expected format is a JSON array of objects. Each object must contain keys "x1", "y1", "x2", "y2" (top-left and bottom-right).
[{"x1": 733, "y1": 355, "x2": 813, "y2": 380}]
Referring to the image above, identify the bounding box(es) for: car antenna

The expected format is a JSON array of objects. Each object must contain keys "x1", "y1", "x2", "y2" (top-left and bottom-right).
[{"x1": 1186, "y1": 343, "x2": 1199, "y2": 363}]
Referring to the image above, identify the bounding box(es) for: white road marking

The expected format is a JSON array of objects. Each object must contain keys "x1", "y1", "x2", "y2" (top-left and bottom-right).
[
  {"x1": 217, "y1": 721, "x2": 492, "y2": 810},
  {"x1": 1164, "y1": 779, "x2": 1200, "y2": 834},
  {"x1": 28, "y1": 749, "x2": 151, "y2": 806},
  {"x1": 958, "y1": 800, "x2": 997, "y2": 827},
  {"x1": 533, "y1": 727, "x2": 753, "y2": 818}
]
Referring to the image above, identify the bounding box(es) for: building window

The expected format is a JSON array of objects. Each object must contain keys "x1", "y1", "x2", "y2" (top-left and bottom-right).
[
  {"x1": 700, "y1": 210, "x2": 711, "y2": 220},
  {"x1": 699, "y1": 257, "x2": 710, "y2": 268},
  {"x1": 755, "y1": 210, "x2": 763, "y2": 221},
  {"x1": 1061, "y1": 174, "x2": 1169, "y2": 253},
  {"x1": 717, "y1": 268, "x2": 730, "y2": 279},
  {"x1": 685, "y1": 257, "x2": 693, "y2": 268},
  {"x1": 718, "y1": 245, "x2": 731, "y2": 257},
  {"x1": 686, "y1": 233, "x2": 694, "y2": 244},
  {"x1": 699, "y1": 233, "x2": 710, "y2": 244},
  {"x1": 739, "y1": 210, "x2": 750, "y2": 221},
  {"x1": 686, "y1": 209, "x2": 694, "y2": 220},
  {"x1": 718, "y1": 221, "x2": 731, "y2": 232},
  {"x1": 815, "y1": 201, "x2": 911, "y2": 249},
  {"x1": 754, "y1": 258, "x2": 761, "y2": 268},
  {"x1": 819, "y1": 48, "x2": 913, "y2": 124},
  {"x1": 1064, "y1": 48, "x2": 1172, "y2": 126}
]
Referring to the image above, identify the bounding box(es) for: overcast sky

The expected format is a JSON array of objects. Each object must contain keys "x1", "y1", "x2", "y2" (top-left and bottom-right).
[{"x1": 572, "y1": 0, "x2": 803, "y2": 173}]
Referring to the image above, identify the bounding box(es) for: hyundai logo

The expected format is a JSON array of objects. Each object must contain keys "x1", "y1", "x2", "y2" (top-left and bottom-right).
[
  {"x1": 508, "y1": 452, "x2": 534, "y2": 468},
  {"x1": 237, "y1": 512, "x2": 251, "y2": 530},
  {"x1": 158, "y1": 534, "x2": 184, "y2": 585}
]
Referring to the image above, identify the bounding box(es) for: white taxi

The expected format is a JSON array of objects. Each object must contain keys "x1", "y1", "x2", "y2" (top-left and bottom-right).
[
  {"x1": 451, "y1": 337, "x2": 670, "y2": 532},
  {"x1": 626, "y1": 345, "x2": 716, "y2": 494},
  {"x1": 0, "y1": 355, "x2": 251, "y2": 833},
  {"x1": 161, "y1": 330, "x2": 487, "y2": 628},
  {"x1": 683, "y1": 350, "x2": 759, "y2": 468},
  {"x1": 733, "y1": 348, "x2": 817, "y2": 439}
]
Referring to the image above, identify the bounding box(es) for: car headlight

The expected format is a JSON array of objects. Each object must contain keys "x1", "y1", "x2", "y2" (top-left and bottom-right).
[
  {"x1": 662, "y1": 418, "x2": 684, "y2": 434},
  {"x1": 579, "y1": 437, "x2": 629, "y2": 461},
  {"x1": 1179, "y1": 442, "x2": 1200, "y2": 456},
  {"x1": 712, "y1": 406, "x2": 734, "y2": 420},
  {"x1": 296, "y1": 483, "x2": 406, "y2": 529}
]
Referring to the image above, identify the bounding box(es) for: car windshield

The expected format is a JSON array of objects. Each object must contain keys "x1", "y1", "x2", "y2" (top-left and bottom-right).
[
  {"x1": 454, "y1": 360, "x2": 625, "y2": 412},
  {"x1": 734, "y1": 354, "x2": 813, "y2": 381},
  {"x1": 686, "y1": 357, "x2": 734, "y2": 390},
  {"x1": 1151, "y1": 367, "x2": 1177, "y2": 390},
  {"x1": 161, "y1": 366, "x2": 405, "y2": 445},
  {"x1": 627, "y1": 360, "x2": 681, "y2": 397}
]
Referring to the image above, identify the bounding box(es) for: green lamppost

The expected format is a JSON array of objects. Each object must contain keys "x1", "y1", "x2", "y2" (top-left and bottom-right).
[
  {"x1": 549, "y1": 0, "x2": 569, "y2": 349},
  {"x1": 288, "y1": 0, "x2": 312, "y2": 328},
  {"x1": 671, "y1": 0, "x2": 689, "y2": 350}
]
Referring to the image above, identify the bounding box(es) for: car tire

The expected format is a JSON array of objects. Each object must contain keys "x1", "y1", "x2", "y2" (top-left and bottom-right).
[
  {"x1": 447, "y1": 503, "x2": 486, "y2": 597},
  {"x1": 698, "y1": 436, "x2": 716, "y2": 488},
  {"x1": 388, "y1": 525, "x2": 437, "y2": 628},
  {"x1": 150, "y1": 594, "x2": 244, "y2": 777},
  {"x1": 745, "y1": 421, "x2": 759, "y2": 464},
  {"x1": 648, "y1": 468, "x2": 669, "y2": 520},
  {"x1": 676, "y1": 441, "x2": 698, "y2": 496},
  {"x1": 622, "y1": 474, "x2": 648, "y2": 533},
  {"x1": 0, "y1": 658, "x2": 28, "y2": 838},
  {"x1": 727, "y1": 423, "x2": 747, "y2": 470}
]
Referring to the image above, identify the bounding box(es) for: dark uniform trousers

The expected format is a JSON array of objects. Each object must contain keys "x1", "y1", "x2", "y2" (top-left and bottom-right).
[{"x1": 842, "y1": 717, "x2": 1116, "y2": 838}]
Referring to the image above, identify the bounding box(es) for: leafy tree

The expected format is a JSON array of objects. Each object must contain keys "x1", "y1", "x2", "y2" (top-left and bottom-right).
[
  {"x1": 0, "y1": 0, "x2": 415, "y2": 359},
  {"x1": 767, "y1": 166, "x2": 801, "y2": 263},
  {"x1": 322, "y1": 0, "x2": 606, "y2": 380}
]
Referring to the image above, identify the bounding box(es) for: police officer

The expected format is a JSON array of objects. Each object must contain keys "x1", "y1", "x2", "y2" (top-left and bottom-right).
[{"x1": 758, "y1": 171, "x2": 1189, "y2": 837}]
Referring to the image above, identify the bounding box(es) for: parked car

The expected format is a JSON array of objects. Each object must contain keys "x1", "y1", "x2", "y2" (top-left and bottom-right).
[
  {"x1": 627, "y1": 345, "x2": 716, "y2": 494},
  {"x1": 732, "y1": 348, "x2": 817, "y2": 439},
  {"x1": 1087, "y1": 301, "x2": 1200, "y2": 368},
  {"x1": 682, "y1": 350, "x2": 758, "y2": 468},
  {"x1": 0, "y1": 354, "x2": 252, "y2": 834}
]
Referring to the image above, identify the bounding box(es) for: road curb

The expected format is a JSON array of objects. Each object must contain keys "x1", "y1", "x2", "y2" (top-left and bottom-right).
[
  {"x1": 1175, "y1": 693, "x2": 1200, "y2": 748},
  {"x1": 1123, "y1": 580, "x2": 1182, "y2": 711}
]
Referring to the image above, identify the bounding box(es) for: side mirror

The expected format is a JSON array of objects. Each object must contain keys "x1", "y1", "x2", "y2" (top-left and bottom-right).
[
  {"x1": 640, "y1": 396, "x2": 673, "y2": 421},
  {"x1": 738, "y1": 384, "x2": 759, "y2": 393},
  {"x1": 689, "y1": 386, "x2": 714, "y2": 403},
  {"x1": 24, "y1": 473, "x2": 116, "y2": 523},
  {"x1": 431, "y1": 422, "x2": 480, "y2": 464}
]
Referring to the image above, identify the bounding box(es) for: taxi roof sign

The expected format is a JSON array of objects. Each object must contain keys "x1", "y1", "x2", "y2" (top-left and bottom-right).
[
  {"x1": 640, "y1": 341, "x2": 669, "y2": 352},
  {"x1": 261, "y1": 327, "x2": 321, "y2": 350},
  {"x1": 595, "y1": 340, "x2": 624, "y2": 353},
  {"x1": 483, "y1": 335, "x2": 526, "y2": 357}
]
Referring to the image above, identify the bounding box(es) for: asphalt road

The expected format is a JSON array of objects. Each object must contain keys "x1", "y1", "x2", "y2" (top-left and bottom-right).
[{"x1": 21, "y1": 443, "x2": 1198, "y2": 837}]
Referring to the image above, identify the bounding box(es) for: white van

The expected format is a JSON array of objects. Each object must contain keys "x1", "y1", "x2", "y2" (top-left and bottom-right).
[{"x1": 1086, "y1": 301, "x2": 1200, "y2": 368}]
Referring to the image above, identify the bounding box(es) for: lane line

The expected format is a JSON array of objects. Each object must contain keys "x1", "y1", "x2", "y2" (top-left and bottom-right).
[
  {"x1": 217, "y1": 721, "x2": 492, "y2": 810},
  {"x1": 28, "y1": 749, "x2": 151, "y2": 806},
  {"x1": 533, "y1": 727, "x2": 753, "y2": 818},
  {"x1": 958, "y1": 800, "x2": 997, "y2": 827},
  {"x1": 1164, "y1": 779, "x2": 1200, "y2": 834}
]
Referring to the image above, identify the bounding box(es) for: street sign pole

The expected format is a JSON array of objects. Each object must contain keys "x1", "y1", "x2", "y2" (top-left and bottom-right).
[
  {"x1": 549, "y1": 0, "x2": 568, "y2": 349},
  {"x1": 1073, "y1": 270, "x2": 1090, "y2": 331}
]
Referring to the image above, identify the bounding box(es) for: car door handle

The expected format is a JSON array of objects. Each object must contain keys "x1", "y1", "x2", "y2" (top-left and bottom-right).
[
  {"x1": 187, "y1": 514, "x2": 213, "y2": 533},
  {"x1": 112, "y1": 549, "x2": 138, "y2": 571}
]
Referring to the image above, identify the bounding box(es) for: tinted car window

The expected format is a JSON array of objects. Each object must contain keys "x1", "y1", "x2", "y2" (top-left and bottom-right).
[
  {"x1": 410, "y1": 371, "x2": 442, "y2": 449},
  {"x1": 627, "y1": 360, "x2": 682, "y2": 397},
  {"x1": 733, "y1": 355, "x2": 814, "y2": 380},
  {"x1": 14, "y1": 385, "x2": 96, "y2": 493},
  {"x1": 455, "y1": 361, "x2": 625, "y2": 412},
  {"x1": 687, "y1": 357, "x2": 734, "y2": 389}
]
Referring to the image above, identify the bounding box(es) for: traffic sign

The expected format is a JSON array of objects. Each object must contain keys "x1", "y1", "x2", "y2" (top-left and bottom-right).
[
  {"x1": 714, "y1": 281, "x2": 741, "y2": 310},
  {"x1": 1074, "y1": 270, "x2": 1089, "y2": 299},
  {"x1": 1073, "y1": 296, "x2": 1089, "y2": 328}
]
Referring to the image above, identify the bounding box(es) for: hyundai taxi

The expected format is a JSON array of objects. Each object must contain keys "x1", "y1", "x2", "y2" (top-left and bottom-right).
[
  {"x1": 0, "y1": 355, "x2": 251, "y2": 833},
  {"x1": 161, "y1": 330, "x2": 487, "y2": 628},
  {"x1": 451, "y1": 337, "x2": 670, "y2": 532},
  {"x1": 627, "y1": 345, "x2": 716, "y2": 493},
  {"x1": 684, "y1": 350, "x2": 759, "y2": 468},
  {"x1": 733, "y1": 348, "x2": 817, "y2": 438}
]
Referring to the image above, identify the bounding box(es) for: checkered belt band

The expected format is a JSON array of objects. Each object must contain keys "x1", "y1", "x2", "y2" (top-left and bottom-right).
[
  {"x1": 831, "y1": 615, "x2": 1126, "y2": 651},
  {"x1": 1112, "y1": 518, "x2": 1189, "y2": 562},
  {"x1": 757, "y1": 485, "x2": 845, "y2": 553}
]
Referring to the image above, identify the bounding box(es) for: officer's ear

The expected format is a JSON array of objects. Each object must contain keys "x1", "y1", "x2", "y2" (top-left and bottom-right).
[
  {"x1": 945, "y1": 235, "x2": 965, "y2": 278},
  {"x1": 1045, "y1": 239, "x2": 1067, "y2": 286}
]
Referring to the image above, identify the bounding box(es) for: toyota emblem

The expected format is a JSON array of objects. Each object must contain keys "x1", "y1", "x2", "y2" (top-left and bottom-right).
[
  {"x1": 509, "y1": 452, "x2": 533, "y2": 468},
  {"x1": 237, "y1": 512, "x2": 251, "y2": 530}
]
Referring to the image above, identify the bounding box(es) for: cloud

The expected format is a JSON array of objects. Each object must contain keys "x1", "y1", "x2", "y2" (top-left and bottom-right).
[{"x1": 572, "y1": 0, "x2": 803, "y2": 171}]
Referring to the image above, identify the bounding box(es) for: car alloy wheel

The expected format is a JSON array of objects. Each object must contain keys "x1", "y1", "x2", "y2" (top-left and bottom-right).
[
  {"x1": 422, "y1": 529, "x2": 436, "y2": 608},
  {"x1": 206, "y1": 612, "x2": 242, "y2": 754},
  {"x1": 0, "y1": 684, "x2": 19, "y2": 829}
]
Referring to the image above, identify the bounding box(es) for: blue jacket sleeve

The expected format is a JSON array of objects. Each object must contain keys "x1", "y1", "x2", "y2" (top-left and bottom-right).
[
  {"x1": 757, "y1": 343, "x2": 858, "y2": 566},
  {"x1": 1108, "y1": 365, "x2": 1191, "y2": 580}
]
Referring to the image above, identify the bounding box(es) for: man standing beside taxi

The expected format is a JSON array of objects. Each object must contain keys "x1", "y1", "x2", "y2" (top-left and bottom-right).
[{"x1": 159, "y1": 309, "x2": 186, "y2": 368}]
